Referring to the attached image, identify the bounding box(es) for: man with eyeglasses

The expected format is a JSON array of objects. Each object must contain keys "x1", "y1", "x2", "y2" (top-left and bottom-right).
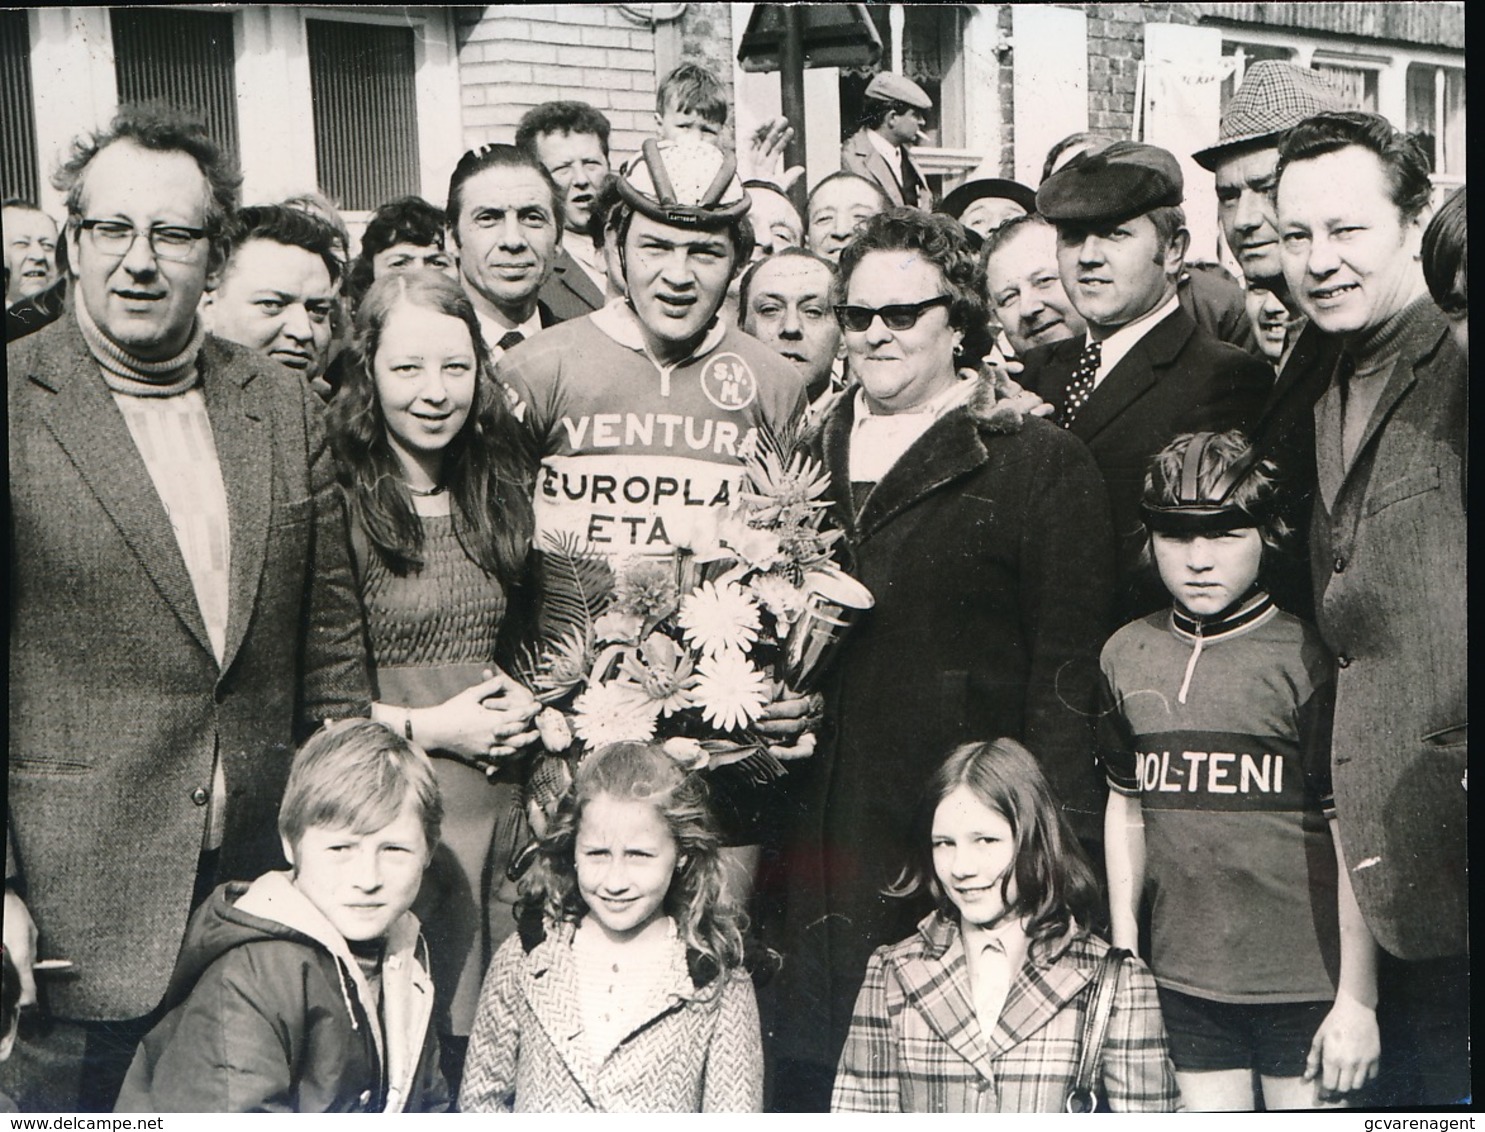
[
  {"x1": 1020, "y1": 141, "x2": 1271, "y2": 620},
  {"x1": 5, "y1": 104, "x2": 371, "y2": 1112}
]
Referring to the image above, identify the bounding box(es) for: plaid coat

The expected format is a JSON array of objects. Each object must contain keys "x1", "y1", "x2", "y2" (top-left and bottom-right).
[
  {"x1": 832, "y1": 913, "x2": 1178, "y2": 1112},
  {"x1": 459, "y1": 921, "x2": 763, "y2": 1112}
]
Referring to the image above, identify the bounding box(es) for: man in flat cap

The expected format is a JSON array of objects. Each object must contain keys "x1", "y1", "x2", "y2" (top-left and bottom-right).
[
  {"x1": 1020, "y1": 141, "x2": 1272, "y2": 619},
  {"x1": 1194, "y1": 60, "x2": 1348, "y2": 619},
  {"x1": 840, "y1": 72, "x2": 932, "y2": 209}
]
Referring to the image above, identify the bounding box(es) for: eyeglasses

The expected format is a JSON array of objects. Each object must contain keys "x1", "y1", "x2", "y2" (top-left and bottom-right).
[
  {"x1": 833, "y1": 294, "x2": 952, "y2": 333},
  {"x1": 77, "y1": 219, "x2": 208, "y2": 262}
]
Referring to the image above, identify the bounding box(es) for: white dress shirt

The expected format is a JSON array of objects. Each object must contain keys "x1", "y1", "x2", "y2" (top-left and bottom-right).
[{"x1": 1090, "y1": 292, "x2": 1181, "y2": 389}]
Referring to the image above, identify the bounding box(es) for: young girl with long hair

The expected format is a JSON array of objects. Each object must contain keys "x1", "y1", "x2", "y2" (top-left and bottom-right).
[
  {"x1": 832, "y1": 739, "x2": 1178, "y2": 1112},
  {"x1": 327, "y1": 271, "x2": 538, "y2": 1085},
  {"x1": 459, "y1": 742, "x2": 764, "y2": 1112}
]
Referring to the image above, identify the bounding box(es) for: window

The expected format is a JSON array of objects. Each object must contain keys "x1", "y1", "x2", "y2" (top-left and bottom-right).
[
  {"x1": 111, "y1": 8, "x2": 239, "y2": 162},
  {"x1": 1311, "y1": 61, "x2": 1377, "y2": 112},
  {"x1": 0, "y1": 9, "x2": 39, "y2": 201},
  {"x1": 1407, "y1": 63, "x2": 1465, "y2": 177},
  {"x1": 839, "y1": 6, "x2": 950, "y2": 142},
  {"x1": 307, "y1": 19, "x2": 420, "y2": 212}
]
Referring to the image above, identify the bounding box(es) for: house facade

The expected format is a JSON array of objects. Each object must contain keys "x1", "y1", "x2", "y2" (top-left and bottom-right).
[{"x1": 0, "y1": 3, "x2": 1463, "y2": 259}]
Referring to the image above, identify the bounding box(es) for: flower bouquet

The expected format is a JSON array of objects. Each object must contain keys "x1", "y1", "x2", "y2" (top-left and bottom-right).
[{"x1": 515, "y1": 438, "x2": 872, "y2": 825}]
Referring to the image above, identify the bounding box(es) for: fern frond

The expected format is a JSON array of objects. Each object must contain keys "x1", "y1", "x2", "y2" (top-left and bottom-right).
[{"x1": 533, "y1": 530, "x2": 616, "y2": 642}]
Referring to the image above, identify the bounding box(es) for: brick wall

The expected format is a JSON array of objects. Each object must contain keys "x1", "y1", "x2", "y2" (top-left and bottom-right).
[
  {"x1": 997, "y1": 5, "x2": 1015, "y2": 177},
  {"x1": 1084, "y1": 3, "x2": 1204, "y2": 136},
  {"x1": 454, "y1": 4, "x2": 666, "y2": 158}
]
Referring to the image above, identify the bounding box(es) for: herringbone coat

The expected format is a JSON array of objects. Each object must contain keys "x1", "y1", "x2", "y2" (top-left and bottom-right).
[
  {"x1": 459, "y1": 920, "x2": 763, "y2": 1112},
  {"x1": 833, "y1": 912, "x2": 1178, "y2": 1113},
  {"x1": 7, "y1": 315, "x2": 372, "y2": 1021},
  {"x1": 1310, "y1": 299, "x2": 1467, "y2": 961}
]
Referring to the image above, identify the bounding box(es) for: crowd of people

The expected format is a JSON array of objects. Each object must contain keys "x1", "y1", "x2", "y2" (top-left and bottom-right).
[{"x1": 3, "y1": 55, "x2": 1468, "y2": 1115}]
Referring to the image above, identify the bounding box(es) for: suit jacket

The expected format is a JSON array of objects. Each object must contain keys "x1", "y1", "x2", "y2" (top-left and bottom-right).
[
  {"x1": 7, "y1": 315, "x2": 372, "y2": 1020},
  {"x1": 776, "y1": 383, "x2": 1114, "y2": 1073},
  {"x1": 1310, "y1": 299, "x2": 1466, "y2": 961},
  {"x1": 1250, "y1": 318, "x2": 1344, "y2": 621},
  {"x1": 1019, "y1": 307, "x2": 1272, "y2": 619},
  {"x1": 832, "y1": 913, "x2": 1178, "y2": 1112},
  {"x1": 537, "y1": 246, "x2": 605, "y2": 323},
  {"x1": 840, "y1": 127, "x2": 926, "y2": 209},
  {"x1": 1177, "y1": 264, "x2": 1258, "y2": 356}
]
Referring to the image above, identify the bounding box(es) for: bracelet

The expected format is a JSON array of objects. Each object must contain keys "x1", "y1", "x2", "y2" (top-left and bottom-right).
[{"x1": 404, "y1": 711, "x2": 414, "y2": 742}]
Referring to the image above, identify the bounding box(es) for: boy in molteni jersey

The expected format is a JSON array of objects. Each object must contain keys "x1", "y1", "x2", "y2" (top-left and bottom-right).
[
  {"x1": 1101, "y1": 431, "x2": 1380, "y2": 1111},
  {"x1": 115, "y1": 721, "x2": 448, "y2": 1113}
]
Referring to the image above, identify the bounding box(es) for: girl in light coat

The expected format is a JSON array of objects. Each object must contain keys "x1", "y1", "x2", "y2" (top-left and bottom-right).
[{"x1": 459, "y1": 742, "x2": 762, "y2": 1112}]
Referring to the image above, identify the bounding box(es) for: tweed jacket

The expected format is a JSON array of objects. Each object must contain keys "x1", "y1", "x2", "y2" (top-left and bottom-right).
[
  {"x1": 7, "y1": 315, "x2": 372, "y2": 1020},
  {"x1": 538, "y1": 245, "x2": 606, "y2": 323},
  {"x1": 840, "y1": 127, "x2": 925, "y2": 208},
  {"x1": 1019, "y1": 306, "x2": 1272, "y2": 618},
  {"x1": 1310, "y1": 299, "x2": 1467, "y2": 961},
  {"x1": 459, "y1": 920, "x2": 763, "y2": 1112},
  {"x1": 775, "y1": 382, "x2": 1114, "y2": 1075},
  {"x1": 832, "y1": 912, "x2": 1179, "y2": 1113}
]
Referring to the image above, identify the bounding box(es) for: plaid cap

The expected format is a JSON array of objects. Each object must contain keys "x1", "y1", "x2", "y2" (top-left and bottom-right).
[
  {"x1": 1193, "y1": 61, "x2": 1348, "y2": 171},
  {"x1": 1035, "y1": 141, "x2": 1183, "y2": 225}
]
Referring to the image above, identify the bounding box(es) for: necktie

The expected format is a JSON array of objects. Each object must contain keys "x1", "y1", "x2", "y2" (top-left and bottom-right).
[
  {"x1": 1059, "y1": 340, "x2": 1102, "y2": 429},
  {"x1": 497, "y1": 330, "x2": 524, "y2": 352},
  {"x1": 899, "y1": 148, "x2": 922, "y2": 208}
]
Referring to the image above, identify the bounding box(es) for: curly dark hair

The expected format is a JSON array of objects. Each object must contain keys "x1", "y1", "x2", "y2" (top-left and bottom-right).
[
  {"x1": 887, "y1": 739, "x2": 1100, "y2": 958},
  {"x1": 223, "y1": 204, "x2": 345, "y2": 286},
  {"x1": 515, "y1": 100, "x2": 612, "y2": 159},
  {"x1": 345, "y1": 195, "x2": 449, "y2": 306},
  {"x1": 326, "y1": 271, "x2": 533, "y2": 586},
  {"x1": 53, "y1": 102, "x2": 241, "y2": 243},
  {"x1": 518, "y1": 742, "x2": 746, "y2": 976},
  {"x1": 834, "y1": 207, "x2": 990, "y2": 342}
]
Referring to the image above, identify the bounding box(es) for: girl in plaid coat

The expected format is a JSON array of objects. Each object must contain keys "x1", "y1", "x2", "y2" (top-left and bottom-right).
[
  {"x1": 459, "y1": 742, "x2": 763, "y2": 1111},
  {"x1": 832, "y1": 740, "x2": 1178, "y2": 1112}
]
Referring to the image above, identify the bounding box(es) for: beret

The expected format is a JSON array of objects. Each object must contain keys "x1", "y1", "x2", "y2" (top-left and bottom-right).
[
  {"x1": 1035, "y1": 141, "x2": 1183, "y2": 224},
  {"x1": 864, "y1": 72, "x2": 932, "y2": 111}
]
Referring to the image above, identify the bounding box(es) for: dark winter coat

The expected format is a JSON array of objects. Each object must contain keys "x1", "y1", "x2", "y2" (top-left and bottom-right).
[
  {"x1": 115, "y1": 873, "x2": 447, "y2": 1113},
  {"x1": 775, "y1": 380, "x2": 1116, "y2": 1075}
]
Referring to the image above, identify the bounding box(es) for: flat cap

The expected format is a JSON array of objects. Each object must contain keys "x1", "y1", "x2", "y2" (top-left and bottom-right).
[
  {"x1": 1035, "y1": 141, "x2": 1183, "y2": 224},
  {"x1": 865, "y1": 72, "x2": 932, "y2": 111},
  {"x1": 1193, "y1": 62, "x2": 1347, "y2": 171}
]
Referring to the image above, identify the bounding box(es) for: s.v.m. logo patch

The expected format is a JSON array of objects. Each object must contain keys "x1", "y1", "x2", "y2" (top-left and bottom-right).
[{"x1": 699, "y1": 352, "x2": 758, "y2": 411}]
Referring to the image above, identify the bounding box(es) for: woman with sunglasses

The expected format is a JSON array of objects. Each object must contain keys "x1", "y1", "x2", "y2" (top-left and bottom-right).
[{"x1": 771, "y1": 208, "x2": 1118, "y2": 1111}]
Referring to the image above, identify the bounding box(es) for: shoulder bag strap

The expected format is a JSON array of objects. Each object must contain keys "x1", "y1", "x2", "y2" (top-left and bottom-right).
[{"x1": 1066, "y1": 946, "x2": 1131, "y2": 1113}]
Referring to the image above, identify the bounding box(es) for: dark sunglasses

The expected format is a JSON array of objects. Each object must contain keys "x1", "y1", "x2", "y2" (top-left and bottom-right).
[{"x1": 833, "y1": 294, "x2": 952, "y2": 333}]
